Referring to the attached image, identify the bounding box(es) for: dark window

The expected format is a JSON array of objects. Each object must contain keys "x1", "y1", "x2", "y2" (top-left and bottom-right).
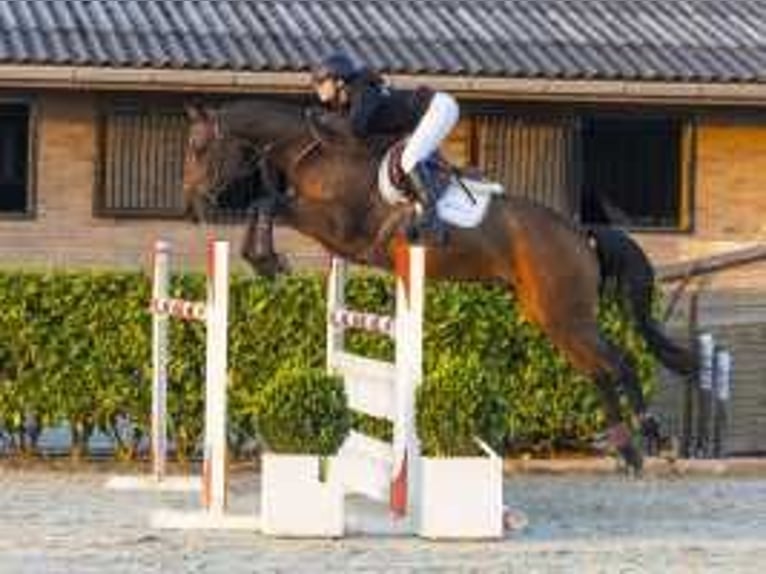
[
  {"x1": 98, "y1": 99, "x2": 265, "y2": 221},
  {"x1": 0, "y1": 103, "x2": 31, "y2": 215},
  {"x1": 581, "y1": 116, "x2": 686, "y2": 229}
]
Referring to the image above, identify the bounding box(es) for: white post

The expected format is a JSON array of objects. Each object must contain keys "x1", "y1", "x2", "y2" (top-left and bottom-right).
[
  {"x1": 202, "y1": 240, "x2": 230, "y2": 515},
  {"x1": 326, "y1": 258, "x2": 347, "y2": 373},
  {"x1": 713, "y1": 349, "x2": 732, "y2": 458},
  {"x1": 715, "y1": 350, "x2": 732, "y2": 403},
  {"x1": 151, "y1": 240, "x2": 170, "y2": 482},
  {"x1": 699, "y1": 333, "x2": 715, "y2": 391}
]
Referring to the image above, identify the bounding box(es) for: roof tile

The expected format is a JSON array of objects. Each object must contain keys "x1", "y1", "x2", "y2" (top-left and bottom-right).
[{"x1": 0, "y1": 0, "x2": 762, "y2": 83}]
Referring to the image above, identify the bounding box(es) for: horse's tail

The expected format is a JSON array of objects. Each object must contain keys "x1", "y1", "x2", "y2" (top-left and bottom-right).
[
  {"x1": 634, "y1": 314, "x2": 698, "y2": 376},
  {"x1": 589, "y1": 226, "x2": 699, "y2": 377}
]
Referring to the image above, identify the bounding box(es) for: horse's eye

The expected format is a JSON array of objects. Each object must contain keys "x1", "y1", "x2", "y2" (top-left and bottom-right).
[{"x1": 189, "y1": 135, "x2": 206, "y2": 155}]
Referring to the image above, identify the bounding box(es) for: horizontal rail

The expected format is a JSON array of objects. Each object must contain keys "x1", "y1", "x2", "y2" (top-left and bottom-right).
[
  {"x1": 657, "y1": 245, "x2": 766, "y2": 283},
  {"x1": 329, "y1": 308, "x2": 395, "y2": 337},
  {"x1": 330, "y1": 351, "x2": 397, "y2": 420},
  {"x1": 150, "y1": 297, "x2": 206, "y2": 321}
]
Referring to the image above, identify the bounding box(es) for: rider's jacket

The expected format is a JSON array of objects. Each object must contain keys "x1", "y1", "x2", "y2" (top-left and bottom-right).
[{"x1": 332, "y1": 70, "x2": 435, "y2": 138}]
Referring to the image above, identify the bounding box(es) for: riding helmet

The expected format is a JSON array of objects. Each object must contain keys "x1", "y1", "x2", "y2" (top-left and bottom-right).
[{"x1": 312, "y1": 51, "x2": 360, "y2": 83}]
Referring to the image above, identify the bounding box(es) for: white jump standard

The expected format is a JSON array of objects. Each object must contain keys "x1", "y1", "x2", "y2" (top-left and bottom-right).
[
  {"x1": 149, "y1": 240, "x2": 256, "y2": 530},
  {"x1": 327, "y1": 242, "x2": 425, "y2": 532},
  {"x1": 108, "y1": 239, "x2": 254, "y2": 529},
  {"x1": 106, "y1": 240, "x2": 206, "y2": 493}
]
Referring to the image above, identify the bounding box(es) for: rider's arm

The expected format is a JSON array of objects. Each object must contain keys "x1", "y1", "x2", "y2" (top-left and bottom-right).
[{"x1": 348, "y1": 83, "x2": 383, "y2": 138}]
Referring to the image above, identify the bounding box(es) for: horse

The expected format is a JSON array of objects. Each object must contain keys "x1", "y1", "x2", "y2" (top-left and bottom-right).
[{"x1": 182, "y1": 98, "x2": 697, "y2": 472}]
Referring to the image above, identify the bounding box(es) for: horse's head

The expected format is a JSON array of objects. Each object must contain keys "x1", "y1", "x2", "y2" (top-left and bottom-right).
[{"x1": 182, "y1": 103, "x2": 256, "y2": 221}]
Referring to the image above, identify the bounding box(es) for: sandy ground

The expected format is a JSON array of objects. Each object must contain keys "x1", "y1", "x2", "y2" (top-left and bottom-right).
[{"x1": 1, "y1": 466, "x2": 765, "y2": 573}]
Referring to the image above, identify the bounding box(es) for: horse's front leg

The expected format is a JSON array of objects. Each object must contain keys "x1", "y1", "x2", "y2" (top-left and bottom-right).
[{"x1": 241, "y1": 200, "x2": 290, "y2": 278}]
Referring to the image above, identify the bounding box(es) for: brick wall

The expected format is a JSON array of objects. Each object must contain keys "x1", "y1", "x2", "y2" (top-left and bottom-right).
[{"x1": 637, "y1": 117, "x2": 766, "y2": 295}]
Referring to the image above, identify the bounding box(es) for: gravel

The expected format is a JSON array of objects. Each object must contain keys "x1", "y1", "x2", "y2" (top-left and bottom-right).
[{"x1": 1, "y1": 467, "x2": 765, "y2": 573}]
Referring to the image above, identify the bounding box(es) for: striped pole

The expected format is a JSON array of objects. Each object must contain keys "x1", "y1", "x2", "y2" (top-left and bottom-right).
[{"x1": 201, "y1": 240, "x2": 230, "y2": 515}]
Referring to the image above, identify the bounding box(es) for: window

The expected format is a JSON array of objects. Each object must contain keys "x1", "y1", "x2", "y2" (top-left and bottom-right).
[
  {"x1": 98, "y1": 99, "x2": 266, "y2": 220},
  {"x1": 0, "y1": 102, "x2": 32, "y2": 216},
  {"x1": 580, "y1": 116, "x2": 689, "y2": 229},
  {"x1": 472, "y1": 111, "x2": 580, "y2": 217},
  {"x1": 98, "y1": 100, "x2": 187, "y2": 217}
]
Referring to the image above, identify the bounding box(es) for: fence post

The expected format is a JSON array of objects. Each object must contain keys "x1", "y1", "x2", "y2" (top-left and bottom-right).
[
  {"x1": 697, "y1": 332, "x2": 715, "y2": 457},
  {"x1": 712, "y1": 349, "x2": 732, "y2": 458},
  {"x1": 151, "y1": 240, "x2": 170, "y2": 482}
]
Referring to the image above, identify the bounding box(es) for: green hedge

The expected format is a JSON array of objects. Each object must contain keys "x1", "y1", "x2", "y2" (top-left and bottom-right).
[{"x1": 0, "y1": 270, "x2": 655, "y2": 460}]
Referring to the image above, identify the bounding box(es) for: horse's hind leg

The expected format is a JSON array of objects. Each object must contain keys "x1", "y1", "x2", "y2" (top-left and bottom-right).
[
  {"x1": 545, "y1": 323, "x2": 644, "y2": 472},
  {"x1": 599, "y1": 338, "x2": 663, "y2": 454}
]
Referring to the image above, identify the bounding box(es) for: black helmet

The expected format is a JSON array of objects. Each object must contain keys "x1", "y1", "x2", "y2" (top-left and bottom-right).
[{"x1": 312, "y1": 51, "x2": 360, "y2": 83}]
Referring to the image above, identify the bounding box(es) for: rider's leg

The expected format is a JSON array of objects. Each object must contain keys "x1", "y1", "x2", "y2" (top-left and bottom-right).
[{"x1": 400, "y1": 92, "x2": 459, "y2": 241}]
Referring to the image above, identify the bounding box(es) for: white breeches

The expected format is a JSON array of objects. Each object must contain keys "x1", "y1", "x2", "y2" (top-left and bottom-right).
[{"x1": 400, "y1": 92, "x2": 460, "y2": 173}]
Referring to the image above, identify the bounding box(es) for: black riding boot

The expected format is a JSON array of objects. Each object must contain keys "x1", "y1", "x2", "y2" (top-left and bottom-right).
[{"x1": 407, "y1": 163, "x2": 447, "y2": 245}]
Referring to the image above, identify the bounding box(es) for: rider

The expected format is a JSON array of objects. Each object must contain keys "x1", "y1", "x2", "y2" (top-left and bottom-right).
[{"x1": 310, "y1": 50, "x2": 459, "y2": 243}]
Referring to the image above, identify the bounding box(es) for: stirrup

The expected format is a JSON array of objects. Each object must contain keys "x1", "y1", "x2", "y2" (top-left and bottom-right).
[{"x1": 406, "y1": 212, "x2": 448, "y2": 246}]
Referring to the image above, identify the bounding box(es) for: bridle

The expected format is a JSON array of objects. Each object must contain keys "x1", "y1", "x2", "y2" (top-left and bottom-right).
[{"x1": 190, "y1": 104, "x2": 367, "y2": 214}]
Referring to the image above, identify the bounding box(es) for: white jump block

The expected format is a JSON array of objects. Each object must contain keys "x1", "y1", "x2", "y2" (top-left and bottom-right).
[
  {"x1": 150, "y1": 509, "x2": 260, "y2": 531},
  {"x1": 344, "y1": 496, "x2": 415, "y2": 537},
  {"x1": 105, "y1": 475, "x2": 201, "y2": 492},
  {"x1": 261, "y1": 454, "x2": 345, "y2": 538},
  {"x1": 418, "y1": 446, "x2": 504, "y2": 540}
]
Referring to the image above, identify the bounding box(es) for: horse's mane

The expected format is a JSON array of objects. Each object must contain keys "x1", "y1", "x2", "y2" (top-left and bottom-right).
[
  {"x1": 218, "y1": 96, "x2": 399, "y2": 163},
  {"x1": 220, "y1": 98, "x2": 308, "y2": 146}
]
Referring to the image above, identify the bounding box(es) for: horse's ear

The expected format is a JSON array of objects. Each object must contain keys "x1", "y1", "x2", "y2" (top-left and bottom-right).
[{"x1": 185, "y1": 103, "x2": 207, "y2": 121}]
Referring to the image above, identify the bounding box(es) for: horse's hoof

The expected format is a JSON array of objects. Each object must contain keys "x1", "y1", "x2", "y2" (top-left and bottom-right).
[
  {"x1": 243, "y1": 252, "x2": 290, "y2": 279},
  {"x1": 503, "y1": 506, "x2": 529, "y2": 533},
  {"x1": 639, "y1": 413, "x2": 662, "y2": 456},
  {"x1": 607, "y1": 423, "x2": 644, "y2": 476},
  {"x1": 618, "y1": 442, "x2": 644, "y2": 477}
]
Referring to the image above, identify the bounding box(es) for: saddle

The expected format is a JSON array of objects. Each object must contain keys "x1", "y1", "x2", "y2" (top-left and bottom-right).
[
  {"x1": 381, "y1": 140, "x2": 452, "y2": 203},
  {"x1": 378, "y1": 140, "x2": 503, "y2": 209}
]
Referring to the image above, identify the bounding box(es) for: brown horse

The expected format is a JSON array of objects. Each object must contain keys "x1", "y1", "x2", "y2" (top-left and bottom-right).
[{"x1": 183, "y1": 98, "x2": 694, "y2": 472}]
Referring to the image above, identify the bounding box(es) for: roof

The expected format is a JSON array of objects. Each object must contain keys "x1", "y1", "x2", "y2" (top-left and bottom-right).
[{"x1": 0, "y1": 0, "x2": 765, "y2": 83}]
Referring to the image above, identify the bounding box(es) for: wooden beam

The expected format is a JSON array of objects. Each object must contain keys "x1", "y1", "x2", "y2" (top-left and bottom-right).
[
  {"x1": 3, "y1": 65, "x2": 766, "y2": 106},
  {"x1": 657, "y1": 245, "x2": 766, "y2": 283}
]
